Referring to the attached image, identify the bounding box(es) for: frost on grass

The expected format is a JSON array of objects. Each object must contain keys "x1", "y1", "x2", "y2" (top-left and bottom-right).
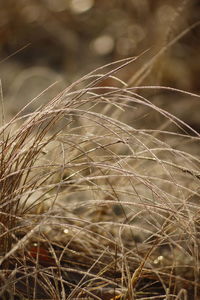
[{"x1": 0, "y1": 58, "x2": 200, "y2": 299}]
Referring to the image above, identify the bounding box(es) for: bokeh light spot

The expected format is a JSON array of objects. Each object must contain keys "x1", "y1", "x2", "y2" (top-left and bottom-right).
[
  {"x1": 91, "y1": 35, "x2": 114, "y2": 56},
  {"x1": 70, "y1": 0, "x2": 94, "y2": 14}
]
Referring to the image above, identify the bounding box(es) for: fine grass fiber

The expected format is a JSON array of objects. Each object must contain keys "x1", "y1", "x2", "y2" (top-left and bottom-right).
[{"x1": 0, "y1": 57, "x2": 200, "y2": 300}]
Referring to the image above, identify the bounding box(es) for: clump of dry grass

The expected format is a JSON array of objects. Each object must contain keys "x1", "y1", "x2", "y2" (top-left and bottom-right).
[{"x1": 0, "y1": 57, "x2": 200, "y2": 300}]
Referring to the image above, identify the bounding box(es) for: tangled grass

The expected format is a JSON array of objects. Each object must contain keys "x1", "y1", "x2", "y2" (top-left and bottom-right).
[{"x1": 0, "y1": 57, "x2": 200, "y2": 299}]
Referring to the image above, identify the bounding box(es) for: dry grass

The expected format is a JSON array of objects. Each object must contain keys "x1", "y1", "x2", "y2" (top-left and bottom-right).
[{"x1": 0, "y1": 56, "x2": 200, "y2": 300}]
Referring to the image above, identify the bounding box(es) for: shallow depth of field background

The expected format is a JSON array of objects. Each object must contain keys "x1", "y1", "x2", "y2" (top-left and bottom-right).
[{"x1": 0, "y1": 0, "x2": 200, "y2": 128}]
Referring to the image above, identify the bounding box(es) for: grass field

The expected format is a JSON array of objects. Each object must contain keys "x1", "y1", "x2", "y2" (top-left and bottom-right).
[{"x1": 0, "y1": 1, "x2": 200, "y2": 299}]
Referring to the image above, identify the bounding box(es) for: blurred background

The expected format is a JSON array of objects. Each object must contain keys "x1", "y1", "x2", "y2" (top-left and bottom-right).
[{"x1": 0, "y1": 0, "x2": 199, "y2": 130}]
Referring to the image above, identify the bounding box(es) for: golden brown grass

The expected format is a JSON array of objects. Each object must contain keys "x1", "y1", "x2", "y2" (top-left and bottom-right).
[{"x1": 0, "y1": 56, "x2": 200, "y2": 300}]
